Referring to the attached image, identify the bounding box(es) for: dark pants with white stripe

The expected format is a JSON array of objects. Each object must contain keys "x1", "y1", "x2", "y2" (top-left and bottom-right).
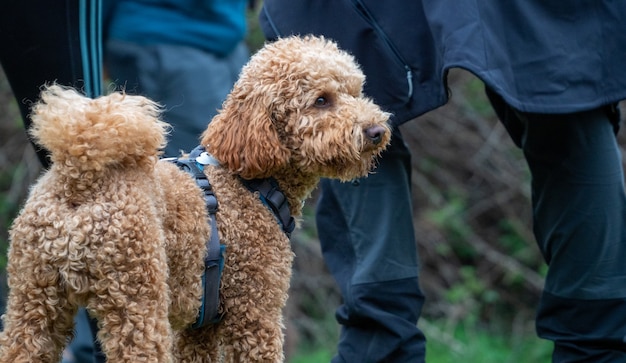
[
  {"x1": 0, "y1": 0, "x2": 104, "y2": 168},
  {"x1": 0, "y1": 1, "x2": 106, "y2": 362},
  {"x1": 488, "y1": 88, "x2": 626, "y2": 362}
]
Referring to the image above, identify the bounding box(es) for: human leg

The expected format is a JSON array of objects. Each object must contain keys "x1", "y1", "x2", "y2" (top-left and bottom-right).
[
  {"x1": 105, "y1": 41, "x2": 248, "y2": 156},
  {"x1": 0, "y1": 2, "x2": 105, "y2": 362},
  {"x1": 488, "y1": 88, "x2": 626, "y2": 362},
  {"x1": 61, "y1": 309, "x2": 104, "y2": 363},
  {"x1": 0, "y1": 0, "x2": 103, "y2": 167},
  {"x1": 316, "y1": 128, "x2": 426, "y2": 363}
]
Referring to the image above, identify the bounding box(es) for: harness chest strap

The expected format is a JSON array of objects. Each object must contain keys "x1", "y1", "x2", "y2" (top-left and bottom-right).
[
  {"x1": 168, "y1": 148, "x2": 224, "y2": 329},
  {"x1": 167, "y1": 145, "x2": 295, "y2": 329}
]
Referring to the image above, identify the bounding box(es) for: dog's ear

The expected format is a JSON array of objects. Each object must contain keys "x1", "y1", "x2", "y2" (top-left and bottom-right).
[{"x1": 202, "y1": 88, "x2": 290, "y2": 179}]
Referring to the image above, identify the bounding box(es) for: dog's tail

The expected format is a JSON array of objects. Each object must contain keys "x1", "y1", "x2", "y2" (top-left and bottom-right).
[{"x1": 29, "y1": 85, "x2": 169, "y2": 174}]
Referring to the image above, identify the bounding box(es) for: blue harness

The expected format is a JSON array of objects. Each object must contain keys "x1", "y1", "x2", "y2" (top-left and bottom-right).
[{"x1": 166, "y1": 146, "x2": 294, "y2": 329}]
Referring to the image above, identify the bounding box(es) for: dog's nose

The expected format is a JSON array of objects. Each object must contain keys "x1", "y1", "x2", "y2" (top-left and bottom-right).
[{"x1": 365, "y1": 125, "x2": 387, "y2": 145}]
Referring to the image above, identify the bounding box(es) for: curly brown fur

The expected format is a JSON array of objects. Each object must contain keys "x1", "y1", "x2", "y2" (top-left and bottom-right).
[{"x1": 0, "y1": 35, "x2": 390, "y2": 363}]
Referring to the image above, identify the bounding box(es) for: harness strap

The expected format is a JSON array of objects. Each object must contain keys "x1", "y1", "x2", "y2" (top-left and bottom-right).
[
  {"x1": 167, "y1": 146, "x2": 224, "y2": 329},
  {"x1": 194, "y1": 145, "x2": 295, "y2": 237},
  {"x1": 165, "y1": 145, "x2": 295, "y2": 328},
  {"x1": 240, "y1": 178, "x2": 296, "y2": 237}
]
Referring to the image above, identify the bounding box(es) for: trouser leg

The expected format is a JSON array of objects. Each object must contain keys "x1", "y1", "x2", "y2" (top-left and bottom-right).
[
  {"x1": 87, "y1": 314, "x2": 106, "y2": 363},
  {"x1": 0, "y1": 2, "x2": 105, "y2": 362},
  {"x1": 488, "y1": 88, "x2": 626, "y2": 362},
  {"x1": 105, "y1": 40, "x2": 248, "y2": 157},
  {"x1": 0, "y1": 0, "x2": 104, "y2": 168},
  {"x1": 316, "y1": 128, "x2": 426, "y2": 363},
  {"x1": 62, "y1": 309, "x2": 104, "y2": 363}
]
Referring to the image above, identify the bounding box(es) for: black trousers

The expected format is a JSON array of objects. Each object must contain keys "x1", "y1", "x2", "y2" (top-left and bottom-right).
[
  {"x1": 316, "y1": 128, "x2": 427, "y2": 362},
  {"x1": 0, "y1": 0, "x2": 104, "y2": 168},
  {"x1": 489, "y1": 88, "x2": 626, "y2": 362},
  {"x1": 0, "y1": 1, "x2": 105, "y2": 362}
]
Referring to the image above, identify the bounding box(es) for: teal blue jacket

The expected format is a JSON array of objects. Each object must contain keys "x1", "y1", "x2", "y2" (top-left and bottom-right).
[{"x1": 106, "y1": 0, "x2": 248, "y2": 57}]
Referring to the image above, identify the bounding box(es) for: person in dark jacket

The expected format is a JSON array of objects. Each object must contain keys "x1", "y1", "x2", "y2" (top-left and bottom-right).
[{"x1": 260, "y1": 1, "x2": 626, "y2": 362}]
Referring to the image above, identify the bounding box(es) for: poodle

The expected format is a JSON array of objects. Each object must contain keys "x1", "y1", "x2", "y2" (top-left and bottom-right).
[{"x1": 0, "y1": 35, "x2": 391, "y2": 362}]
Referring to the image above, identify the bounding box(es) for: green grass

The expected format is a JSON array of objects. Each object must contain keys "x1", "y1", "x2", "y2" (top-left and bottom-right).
[
  {"x1": 290, "y1": 348, "x2": 333, "y2": 363},
  {"x1": 289, "y1": 319, "x2": 552, "y2": 363},
  {"x1": 424, "y1": 322, "x2": 552, "y2": 363}
]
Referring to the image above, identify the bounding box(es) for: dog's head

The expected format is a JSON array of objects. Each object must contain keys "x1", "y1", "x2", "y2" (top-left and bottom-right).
[{"x1": 202, "y1": 35, "x2": 391, "y2": 181}]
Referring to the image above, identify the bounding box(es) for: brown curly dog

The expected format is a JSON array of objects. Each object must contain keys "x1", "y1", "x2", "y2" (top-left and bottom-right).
[{"x1": 0, "y1": 36, "x2": 390, "y2": 362}]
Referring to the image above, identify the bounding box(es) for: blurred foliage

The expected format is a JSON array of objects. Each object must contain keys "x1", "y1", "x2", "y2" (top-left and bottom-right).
[{"x1": 0, "y1": 70, "x2": 42, "y2": 267}]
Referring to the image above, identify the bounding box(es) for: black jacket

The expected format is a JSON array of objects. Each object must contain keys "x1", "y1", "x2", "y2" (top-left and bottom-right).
[{"x1": 260, "y1": 0, "x2": 626, "y2": 125}]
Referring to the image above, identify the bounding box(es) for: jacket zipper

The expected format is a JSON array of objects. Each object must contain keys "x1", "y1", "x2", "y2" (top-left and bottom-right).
[{"x1": 351, "y1": 0, "x2": 413, "y2": 100}]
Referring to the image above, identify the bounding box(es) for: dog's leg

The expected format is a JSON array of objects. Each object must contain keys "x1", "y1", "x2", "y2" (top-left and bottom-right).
[
  {"x1": 216, "y1": 273, "x2": 288, "y2": 363},
  {"x1": 217, "y1": 314, "x2": 286, "y2": 363},
  {"x1": 211, "y1": 236, "x2": 292, "y2": 362},
  {"x1": 0, "y1": 268, "x2": 76, "y2": 363},
  {"x1": 90, "y1": 302, "x2": 173, "y2": 363},
  {"x1": 172, "y1": 328, "x2": 220, "y2": 363},
  {"x1": 87, "y1": 244, "x2": 174, "y2": 363}
]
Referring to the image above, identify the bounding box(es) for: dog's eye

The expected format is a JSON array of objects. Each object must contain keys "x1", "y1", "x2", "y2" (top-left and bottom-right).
[{"x1": 314, "y1": 96, "x2": 330, "y2": 108}]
